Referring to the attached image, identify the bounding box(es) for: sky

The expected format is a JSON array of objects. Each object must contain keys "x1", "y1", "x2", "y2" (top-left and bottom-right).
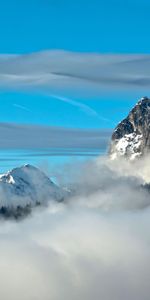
[
  {"x1": 0, "y1": 0, "x2": 150, "y2": 171},
  {"x1": 1, "y1": 3, "x2": 150, "y2": 299},
  {"x1": 0, "y1": 0, "x2": 150, "y2": 54}
]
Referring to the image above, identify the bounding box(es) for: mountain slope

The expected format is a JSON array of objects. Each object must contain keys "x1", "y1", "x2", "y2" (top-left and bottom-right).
[
  {"x1": 0, "y1": 164, "x2": 65, "y2": 217},
  {"x1": 110, "y1": 97, "x2": 150, "y2": 160}
]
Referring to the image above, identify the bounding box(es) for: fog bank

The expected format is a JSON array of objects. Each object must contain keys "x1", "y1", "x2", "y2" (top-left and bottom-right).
[{"x1": 0, "y1": 156, "x2": 150, "y2": 299}]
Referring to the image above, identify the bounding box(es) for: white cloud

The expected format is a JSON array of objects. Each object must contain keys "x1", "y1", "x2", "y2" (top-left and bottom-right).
[{"x1": 0, "y1": 156, "x2": 150, "y2": 299}]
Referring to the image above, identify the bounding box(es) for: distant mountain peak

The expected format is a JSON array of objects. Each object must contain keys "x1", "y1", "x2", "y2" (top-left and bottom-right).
[
  {"x1": 110, "y1": 97, "x2": 150, "y2": 160},
  {"x1": 0, "y1": 164, "x2": 67, "y2": 218}
]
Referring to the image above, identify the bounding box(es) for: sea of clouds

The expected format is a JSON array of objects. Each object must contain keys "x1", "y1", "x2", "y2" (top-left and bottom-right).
[{"x1": 0, "y1": 156, "x2": 150, "y2": 299}]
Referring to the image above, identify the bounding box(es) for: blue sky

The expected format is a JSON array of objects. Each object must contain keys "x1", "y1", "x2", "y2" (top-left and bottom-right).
[
  {"x1": 0, "y1": 0, "x2": 149, "y2": 171},
  {"x1": 0, "y1": 0, "x2": 150, "y2": 54},
  {"x1": 0, "y1": 91, "x2": 136, "y2": 129}
]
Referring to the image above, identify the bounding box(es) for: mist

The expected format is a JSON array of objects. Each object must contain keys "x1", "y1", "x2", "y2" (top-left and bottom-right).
[{"x1": 0, "y1": 155, "x2": 150, "y2": 299}]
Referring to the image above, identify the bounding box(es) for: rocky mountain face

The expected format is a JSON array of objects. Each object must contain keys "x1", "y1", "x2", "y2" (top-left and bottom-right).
[
  {"x1": 110, "y1": 97, "x2": 150, "y2": 160},
  {"x1": 0, "y1": 164, "x2": 66, "y2": 218}
]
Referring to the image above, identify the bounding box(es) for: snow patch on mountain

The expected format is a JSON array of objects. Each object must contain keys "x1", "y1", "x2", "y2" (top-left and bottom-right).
[{"x1": 110, "y1": 133, "x2": 143, "y2": 160}]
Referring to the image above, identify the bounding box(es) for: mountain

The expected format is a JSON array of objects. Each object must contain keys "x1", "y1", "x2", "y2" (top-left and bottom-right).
[
  {"x1": 109, "y1": 97, "x2": 150, "y2": 160},
  {"x1": 0, "y1": 164, "x2": 65, "y2": 218}
]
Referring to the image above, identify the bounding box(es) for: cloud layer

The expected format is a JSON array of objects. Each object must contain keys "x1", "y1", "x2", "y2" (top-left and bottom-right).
[
  {"x1": 0, "y1": 156, "x2": 150, "y2": 299},
  {"x1": 0, "y1": 122, "x2": 111, "y2": 153},
  {"x1": 0, "y1": 51, "x2": 150, "y2": 95}
]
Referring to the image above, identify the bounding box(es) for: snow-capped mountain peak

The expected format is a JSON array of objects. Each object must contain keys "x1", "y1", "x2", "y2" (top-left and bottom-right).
[
  {"x1": 0, "y1": 164, "x2": 65, "y2": 217},
  {"x1": 110, "y1": 97, "x2": 150, "y2": 160}
]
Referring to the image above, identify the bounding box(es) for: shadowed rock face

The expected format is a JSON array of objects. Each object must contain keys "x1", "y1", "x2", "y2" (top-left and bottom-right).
[{"x1": 110, "y1": 97, "x2": 150, "y2": 160}]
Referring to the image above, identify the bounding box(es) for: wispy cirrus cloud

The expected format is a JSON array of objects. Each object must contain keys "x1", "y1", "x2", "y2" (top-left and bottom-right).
[
  {"x1": 51, "y1": 94, "x2": 114, "y2": 124},
  {"x1": 51, "y1": 94, "x2": 99, "y2": 117},
  {"x1": 13, "y1": 103, "x2": 32, "y2": 113}
]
